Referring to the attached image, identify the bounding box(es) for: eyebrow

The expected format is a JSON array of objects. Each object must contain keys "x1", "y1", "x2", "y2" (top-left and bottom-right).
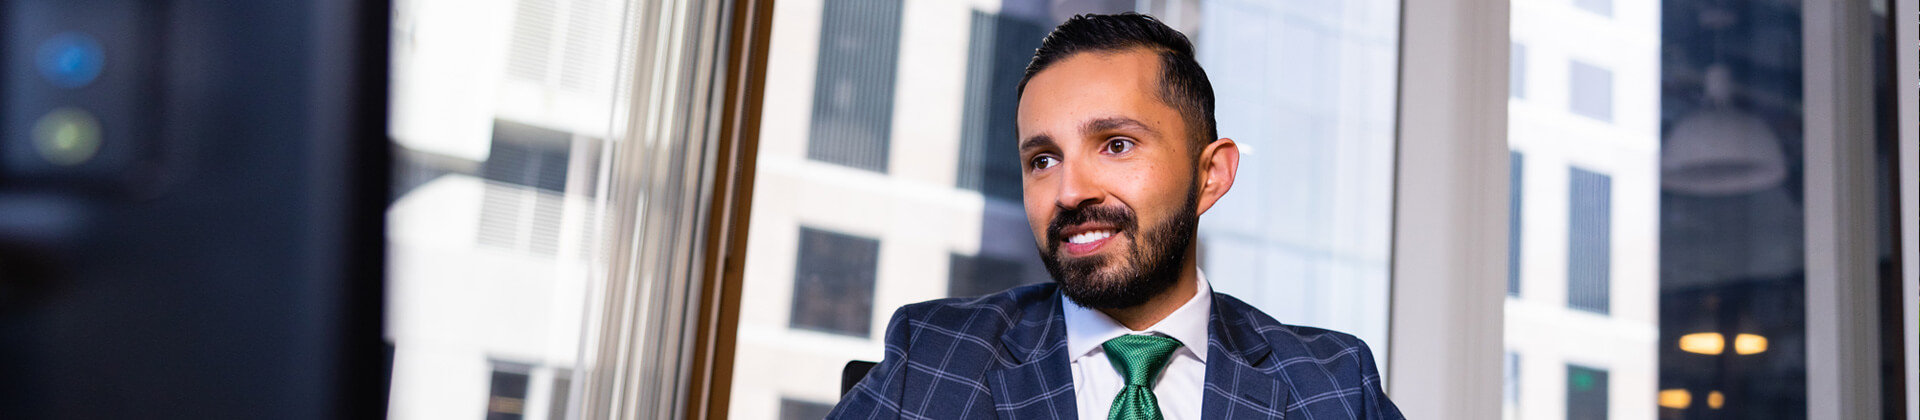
[
  {"x1": 1019, "y1": 116, "x2": 1159, "y2": 153},
  {"x1": 1082, "y1": 116, "x2": 1159, "y2": 137},
  {"x1": 1019, "y1": 134, "x2": 1055, "y2": 153}
]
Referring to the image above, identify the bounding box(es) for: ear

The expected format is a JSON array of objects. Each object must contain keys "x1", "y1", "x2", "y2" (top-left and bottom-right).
[{"x1": 1194, "y1": 138, "x2": 1239, "y2": 216}]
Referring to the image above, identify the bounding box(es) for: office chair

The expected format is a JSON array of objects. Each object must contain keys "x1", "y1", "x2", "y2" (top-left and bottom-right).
[{"x1": 841, "y1": 360, "x2": 878, "y2": 396}]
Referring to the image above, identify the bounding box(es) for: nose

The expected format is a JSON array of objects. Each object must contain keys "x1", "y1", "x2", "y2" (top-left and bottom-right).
[{"x1": 1054, "y1": 159, "x2": 1101, "y2": 211}]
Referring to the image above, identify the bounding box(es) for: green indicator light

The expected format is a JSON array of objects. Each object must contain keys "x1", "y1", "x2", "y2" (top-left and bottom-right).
[{"x1": 32, "y1": 107, "x2": 102, "y2": 166}]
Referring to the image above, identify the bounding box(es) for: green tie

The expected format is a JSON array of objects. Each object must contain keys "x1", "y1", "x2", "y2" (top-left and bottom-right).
[{"x1": 1101, "y1": 334, "x2": 1184, "y2": 420}]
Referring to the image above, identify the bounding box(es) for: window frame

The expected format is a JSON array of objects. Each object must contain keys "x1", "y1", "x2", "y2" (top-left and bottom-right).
[{"x1": 1896, "y1": 0, "x2": 1919, "y2": 417}]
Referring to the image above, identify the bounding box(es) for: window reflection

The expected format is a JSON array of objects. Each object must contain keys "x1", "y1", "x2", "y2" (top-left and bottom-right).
[
  {"x1": 1506, "y1": 0, "x2": 1898, "y2": 418},
  {"x1": 734, "y1": 0, "x2": 1399, "y2": 418},
  {"x1": 1654, "y1": 0, "x2": 1812, "y2": 417}
]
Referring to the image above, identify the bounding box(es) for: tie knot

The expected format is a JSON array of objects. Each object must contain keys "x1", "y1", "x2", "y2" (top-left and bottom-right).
[{"x1": 1101, "y1": 334, "x2": 1183, "y2": 387}]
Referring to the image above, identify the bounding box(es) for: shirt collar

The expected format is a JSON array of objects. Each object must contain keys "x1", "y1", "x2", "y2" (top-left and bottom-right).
[{"x1": 1062, "y1": 270, "x2": 1212, "y2": 363}]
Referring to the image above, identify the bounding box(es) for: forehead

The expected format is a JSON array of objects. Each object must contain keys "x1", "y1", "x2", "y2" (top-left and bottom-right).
[{"x1": 1016, "y1": 50, "x2": 1179, "y2": 139}]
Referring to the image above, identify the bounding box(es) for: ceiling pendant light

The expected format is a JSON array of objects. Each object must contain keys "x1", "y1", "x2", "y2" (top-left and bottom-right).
[{"x1": 1660, "y1": 10, "x2": 1787, "y2": 196}]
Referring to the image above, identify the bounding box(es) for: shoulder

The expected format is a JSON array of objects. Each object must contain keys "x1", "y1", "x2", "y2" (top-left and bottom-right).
[
  {"x1": 895, "y1": 282, "x2": 1054, "y2": 325},
  {"x1": 1211, "y1": 292, "x2": 1383, "y2": 375},
  {"x1": 882, "y1": 282, "x2": 1056, "y2": 349},
  {"x1": 1209, "y1": 292, "x2": 1403, "y2": 417}
]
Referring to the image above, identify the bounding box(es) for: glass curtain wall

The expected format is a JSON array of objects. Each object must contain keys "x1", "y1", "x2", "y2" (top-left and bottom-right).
[
  {"x1": 729, "y1": 0, "x2": 1400, "y2": 418},
  {"x1": 1503, "y1": 0, "x2": 1901, "y2": 419}
]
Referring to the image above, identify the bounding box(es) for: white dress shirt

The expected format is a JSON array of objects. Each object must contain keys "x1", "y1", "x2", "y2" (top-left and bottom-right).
[{"x1": 1064, "y1": 271, "x2": 1211, "y2": 420}]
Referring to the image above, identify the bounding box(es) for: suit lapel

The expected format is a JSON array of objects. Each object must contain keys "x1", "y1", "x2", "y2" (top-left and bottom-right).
[
  {"x1": 985, "y1": 286, "x2": 1077, "y2": 420},
  {"x1": 1202, "y1": 294, "x2": 1293, "y2": 420}
]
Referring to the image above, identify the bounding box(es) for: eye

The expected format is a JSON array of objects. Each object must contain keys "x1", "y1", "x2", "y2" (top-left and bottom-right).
[
  {"x1": 1030, "y1": 155, "x2": 1059, "y2": 171},
  {"x1": 1104, "y1": 138, "x2": 1135, "y2": 155}
]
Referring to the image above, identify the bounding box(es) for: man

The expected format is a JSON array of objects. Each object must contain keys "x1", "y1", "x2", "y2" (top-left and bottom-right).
[{"x1": 829, "y1": 13, "x2": 1403, "y2": 420}]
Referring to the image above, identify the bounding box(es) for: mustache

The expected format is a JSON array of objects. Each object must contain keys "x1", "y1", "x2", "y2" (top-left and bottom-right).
[{"x1": 1046, "y1": 204, "x2": 1138, "y2": 247}]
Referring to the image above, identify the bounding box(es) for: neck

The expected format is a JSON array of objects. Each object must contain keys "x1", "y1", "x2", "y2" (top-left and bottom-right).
[{"x1": 1097, "y1": 260, "x2": 1200, "y2": 331}]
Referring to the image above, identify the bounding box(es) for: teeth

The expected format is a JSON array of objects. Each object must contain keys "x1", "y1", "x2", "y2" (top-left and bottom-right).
[{"x1": 1067, "y1": 230, "x2": 1113, "y2": 245}]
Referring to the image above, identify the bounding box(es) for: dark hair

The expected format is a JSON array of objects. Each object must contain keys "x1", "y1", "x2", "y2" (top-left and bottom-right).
[{"x1": 1017, "y1": 12, "x2": 1218, "y2": 151}]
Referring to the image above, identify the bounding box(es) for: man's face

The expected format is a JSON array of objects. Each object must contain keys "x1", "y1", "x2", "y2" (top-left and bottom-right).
[{"x1": 1016, "y1": 50, "x2": 1203, "y2": 309}]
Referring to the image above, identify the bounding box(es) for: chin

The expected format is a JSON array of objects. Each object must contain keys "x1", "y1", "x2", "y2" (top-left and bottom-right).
[{"x1": 1050, "y1": 256, "x2": 1172, "y2": 310}]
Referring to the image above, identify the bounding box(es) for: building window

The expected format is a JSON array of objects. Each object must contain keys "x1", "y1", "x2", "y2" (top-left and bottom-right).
[
  {"x1": 956, "y1": 11, "x2": 1047, "y2": 201},
  {"x1": 486, "y1": 362, "x2": 533, "y2": 420},
  {"x1": 948, "y1": 252, "x2": 1034, "y2": 298},
  {"x1": 504, "y1": 0, "x2": 621, "y2": 93},
  {"x1": 779, "y1": 398, "x2": 836, "y2": 420},
  {"x1": 1510, "y1": 43, "x2": 1527, "y2": 99},
  {"x1": 1509, "y1": 151, "x2": 1524, "y2": 297},
  {"x1": 1504, "y1": 352, "x2": 1521, "y2": 408},
  {"x1": 477, "y1": 119, "x2": 575, "y2": 256},
  {"x1": 1568, "y1": 167, "x2": 1611, "y2": 314},
  {"x1": 790, "y1": 227, "x2": 881, "y2": 337},
  {"x1": 1569, "y1": 60, "x2": 1614, "y2": 122},
  {"x1": 805, "y1": 0, "x2": 904, "y2": 173},
  {"x1": 1573, "y1": 0, "x2": 1613, "y2": 18},
  {"x1": 547, "y1": 371, "x2": 572, "y2": 420},
  {"x1": 1566, "y1": 364, "x2": 1609, "y2": 420}
]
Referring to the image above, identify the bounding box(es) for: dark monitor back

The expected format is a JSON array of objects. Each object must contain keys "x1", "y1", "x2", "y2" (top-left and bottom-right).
[{"x1": 0, "y1": 0, "x2": 390, "y2": 418}]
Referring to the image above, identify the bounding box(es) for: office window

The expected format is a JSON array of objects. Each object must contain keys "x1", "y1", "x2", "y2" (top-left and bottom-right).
[
  {"x1": 1574, "y1": 0, "x2": 1613, "y2": 18},
  {"x1": 790, "y1": 227, "x2": 881, "y2": 337},
  {"x1": 1567, "y1": 364, "x2": 1609, "y2": 420},
  {"x1": 1508, "y1": 151, "x2": 1524, "y2": 297},
  {"x1": 736, "y1": 1, "x2": 1403, "y2": 418},
  {"x1": 1505, "y1": 1, "x2": 1839, "y2": 417},
  {"x1": 1510, "y1": 43, "x2": 1526, "y2": 99},
  {"x1": 779, "y1": 398, "x2": 836, "y2": 420},
  {"x1": 948, "y1": 253, "x2": 1036, "y2": 298},
  {"x1": 388, "y1": 0, "x2": 625, "y2": 414},
  {"x1": 1568, "y1": 167, "x2": 1611, "y2": 314},
  {"x1": 1569, "y1": 60, "x2": 1613, "y2": 122},
  {"x1": 486, "y1": 363, "x2": 533, "y2": 420},
  {"x1": 805, "y1": 0, "x2": 904, "y2": 173}
]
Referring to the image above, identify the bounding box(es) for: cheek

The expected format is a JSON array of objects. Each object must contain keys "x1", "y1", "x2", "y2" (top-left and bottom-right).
[
  {"x1": 1023, "y1": 188, "x2": 1052, "y2": 240},
  {"x1": 1113, "y1": 162, "x2": 1190, "y2": 223}
]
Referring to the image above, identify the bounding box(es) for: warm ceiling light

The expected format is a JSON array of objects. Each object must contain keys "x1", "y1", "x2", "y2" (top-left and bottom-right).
[
  {"x1": 1707, "y1": 390, "x2": 1725, "y2": 409},
  {"x1": 1734, "y1": 334, "x2": 1768, "y2": 355},
  {"x1": 1658, "y1": 389, "x2": 1692, "y2": 409},
  {"x1": 1679, "y1": 332, "x2": 1725, "y2": 355}
]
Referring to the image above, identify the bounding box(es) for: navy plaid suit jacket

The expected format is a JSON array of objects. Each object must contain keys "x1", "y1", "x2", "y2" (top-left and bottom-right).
[{"x1": 828, "y1": 282, "x2": 1405, "y2": 419}]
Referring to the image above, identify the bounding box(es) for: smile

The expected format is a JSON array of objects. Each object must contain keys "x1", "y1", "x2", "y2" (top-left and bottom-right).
[
  {"x1": 1067, "y1": 230, "x2": 1114, "y2": 244},
  {"x1": 1059, "y1": 228, "x2": 1119, "y2": 257}
]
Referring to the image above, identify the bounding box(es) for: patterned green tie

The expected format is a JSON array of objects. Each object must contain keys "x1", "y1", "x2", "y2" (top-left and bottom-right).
[{"x1": 1102, "y1": 334, "x2": 1184, "y2": 420}]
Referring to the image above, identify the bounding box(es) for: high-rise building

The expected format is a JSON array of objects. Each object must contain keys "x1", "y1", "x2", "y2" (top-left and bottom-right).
[{"x1": 1505, "y1": 0, "x2": 1662, "y2": 418}]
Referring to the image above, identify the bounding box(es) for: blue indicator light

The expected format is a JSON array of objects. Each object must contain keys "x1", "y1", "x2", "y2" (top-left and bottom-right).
[{"x1": 36, "y1": 32, "x2": 105, "y2": 89}]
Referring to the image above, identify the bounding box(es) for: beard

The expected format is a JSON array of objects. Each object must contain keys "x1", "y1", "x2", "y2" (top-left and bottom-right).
[{"x1": 1040, "y1": 182, "x2": 1200, "y2": 310}]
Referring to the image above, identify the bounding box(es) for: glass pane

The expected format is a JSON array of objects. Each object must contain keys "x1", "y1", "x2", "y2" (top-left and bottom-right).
[
  {"x1": 384, "y1": 0, "x2": 629, "y2": 418},
  {"x1": 1502, "y1": 0, "x2": 1896, "y2": 418},
  {"x1": 732, "y1": 0, "x2": 1399, "y2": 417}
]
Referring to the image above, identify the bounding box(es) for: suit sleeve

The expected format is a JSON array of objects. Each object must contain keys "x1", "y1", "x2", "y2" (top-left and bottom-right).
[
  {"x1": 1354, "y1": 339, "x2": 1407, "y2": 420},
  {"x1": 825, "y1": 304, "x2": 914, "y2": 419}
]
